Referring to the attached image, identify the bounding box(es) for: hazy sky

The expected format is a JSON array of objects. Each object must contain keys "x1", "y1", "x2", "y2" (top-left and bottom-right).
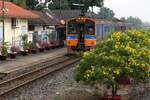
[{"x1": 103, "y1": 0, "x2": 150, "y2": 22}]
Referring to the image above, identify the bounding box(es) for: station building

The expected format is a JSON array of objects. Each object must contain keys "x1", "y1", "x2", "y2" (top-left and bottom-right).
[
  {"x1": 0, "y1": 1, "x2": 81, "y2": 48},
  {"x1": 0, "y1": 1, "x2": 39, "y2": 47},
  {"x1": 28, "y1": 9, "x2": 81, "y2": 47}
]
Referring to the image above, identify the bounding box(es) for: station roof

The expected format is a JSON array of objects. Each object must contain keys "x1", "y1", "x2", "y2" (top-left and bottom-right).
[
  {"x1": 29, "y1": 10, "x2": 81, "y2": 26},
  {"x1": 0, "y1": 1, "x2": 39, "y2": 19},
  {"x1": 52, "y1": 10, "x2": 81, "y2": 21},
  {"x1": 29, "y1": 10, "x2": 59, "y2": 26},
  {"x1": 96, "y1": 19, "x2": 129, "y2": 26}
]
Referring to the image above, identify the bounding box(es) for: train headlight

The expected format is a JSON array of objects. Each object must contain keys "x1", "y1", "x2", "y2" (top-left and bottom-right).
[
  {"x1": 91, "y1": 41, "x2": 95, "y2": 45},
  {"x1": 68, "y1": 41, "x2": 70, "y2": 44}
]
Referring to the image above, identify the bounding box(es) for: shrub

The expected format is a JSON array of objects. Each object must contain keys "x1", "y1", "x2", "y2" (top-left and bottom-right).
[
  {"x1": 75, "y1": 30, "x2": 150, "y2": 96},
  {"x1": 21, "y1": 34, "x2": 29, "y2": 51},
  {"x1": 1, "y1": 42, "x2": 8, "y2": 56}
]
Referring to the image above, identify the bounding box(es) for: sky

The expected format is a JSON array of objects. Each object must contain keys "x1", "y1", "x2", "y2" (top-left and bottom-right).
[{"x1": 100, "y1": 0, "x2": 150, "y2": 22}]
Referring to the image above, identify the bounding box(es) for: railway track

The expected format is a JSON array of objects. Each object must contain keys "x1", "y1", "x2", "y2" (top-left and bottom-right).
[{"x1": 0, "y1": 55, "x2": 80, "y2": 96}]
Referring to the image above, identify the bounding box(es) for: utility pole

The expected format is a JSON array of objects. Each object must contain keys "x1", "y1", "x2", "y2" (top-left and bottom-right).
[
  {"x1": 2, "y1": 0, "x2": 5, "y2": 43},
  {"x1": 92, "y1": 6, "x2": 94, "y2": 18},
  {"x1": 72, "y1": 4, "x2": 84, "y2": 16},
  {"x1": 59, "y1": 0, "x2": 61, "y2": 19}
]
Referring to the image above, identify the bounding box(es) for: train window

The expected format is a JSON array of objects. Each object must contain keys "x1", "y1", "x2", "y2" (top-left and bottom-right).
[
  {"x1": 85, "y1": 21, "x2": 94, "y2": 35},
  {"x1": 68, "y1": 23, "x2": 77, "y2": 34}
]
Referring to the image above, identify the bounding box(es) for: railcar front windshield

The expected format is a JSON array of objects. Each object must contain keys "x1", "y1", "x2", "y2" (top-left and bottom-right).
[
  {"x1": 85, "y1": 20, "x2": 95, "y2": 35},
  {"x1": 67, "y1": 20, "x2": 78, "y2": 34},
  {"x1": 67, "y1": 19, "x2": 95, "y2": 35}
]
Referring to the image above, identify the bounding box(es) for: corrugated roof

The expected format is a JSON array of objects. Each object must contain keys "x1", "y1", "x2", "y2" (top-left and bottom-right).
[
  {"x1": 0, "y1": 1, "x2": 39, "y2": 19},
  {"x1": 29, "y1": 10, "x2": 81, "y2": 26},
  {"x1": 51, "y1": 10, "x2": 81, "y2": 21},
  {"x1": 29, "y1": 10, "x2": 60, "y2": 26}
]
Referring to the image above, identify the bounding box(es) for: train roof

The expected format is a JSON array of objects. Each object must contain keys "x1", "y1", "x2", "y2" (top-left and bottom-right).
[
  {"x1": 66, "y1": 16, "x2": 131, "y2": 26},
  {"x1": 96, "y1": 19, "x2": 130, "y2": 26},
  {"x1": 96, "y1": 19, "x2": 113, "y2": 24}
]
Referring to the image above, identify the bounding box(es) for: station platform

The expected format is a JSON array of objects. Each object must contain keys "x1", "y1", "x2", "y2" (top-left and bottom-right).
[{"x1": 0, "y1": 48, "x2": 66, "y2": 74}]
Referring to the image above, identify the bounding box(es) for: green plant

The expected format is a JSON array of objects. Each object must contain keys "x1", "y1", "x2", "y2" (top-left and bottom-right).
[
  {"x1": 1, "y1": 42, "x2": 8, "y2": 56},
  {"x1": 22, "y1": 34, "x2": 29, "y2": 51},
  {"x1": 75, "y1": 30, "x2": 150, "y2": 97},
  {"x1": 29, "y1": 33, "x2": 38, "y2": 49},
  {"x1": 10, "y1": 46, "x2": 18, "y2": 53},
  {"x1": 29, "y1": 41, "x2": 37, "y2": 49}
]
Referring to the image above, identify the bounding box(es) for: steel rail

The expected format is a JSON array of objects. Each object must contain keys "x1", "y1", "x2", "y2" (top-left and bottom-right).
[{"x1": 0, "y1": 55, "x2": 79, "y2": 96}]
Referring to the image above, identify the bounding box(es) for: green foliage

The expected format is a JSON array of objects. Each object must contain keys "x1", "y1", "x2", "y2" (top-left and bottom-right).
[
  {"x1": 16, "y1": 0, "x2": 26, "y2": 8},
  {"x1": 22, "y1": 34, "x2": 29, "y2": 51},
  {"x1": 120, "y1": 16, "x2": 143, "y2": 28},
  {"x1": 48, "y1": 0, "x2": 70, "y2": 10},
  {"x1": 75, "y1": 30, "x2": 150, "y2": 96},
  {"x1": 86, "y1": 10, "x2": 97, "y2": 18},
  {"x1": 96, "y1": 7, "x2": 115, "y2": 20},
  {"x1": 10, "y1": 46, "x2": 17, "y2": 52},
  {"x1": 7, "y1": 0, "x2": 27, "y2": 8},
  {"x1": 1, "y1": 42, "x2": 8, "y2": 56},
  {"x1": 46, "y1": 0, "x2": 104, "y2": 13},
  {"x1": 29, "y1": 42, "x2": 37, "y2": 49},
  {"x1": 28, "y1": 33, "x2": 38, "y2": 49},
  {"x1": 6, "y1": 0, "x2": 104, "y2": 12},
  {"x1": 68, "y1": 0, "x2": 104, "y2": 14},
  {"x1": 26, "y1": 0, "x2": 39, "y2": 10}
]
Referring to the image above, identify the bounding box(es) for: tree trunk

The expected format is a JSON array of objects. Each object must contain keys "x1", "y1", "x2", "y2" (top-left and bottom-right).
[{"x1": 112, "y1": 84, "x2": 118, "y2": 96}]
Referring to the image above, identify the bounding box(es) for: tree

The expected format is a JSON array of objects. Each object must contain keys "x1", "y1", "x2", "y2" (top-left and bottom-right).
[
  {"x1": 25, "y1": 0, "x2": 104, "y2": 13},
  {"x1": 143, "y1": 22, "x2": 150, "y2": 28},
  {"x1": 48, "y1": 0, "x2": 70, "y2": 10},
  {"x1": 126, "y1": 16, "x2": 142, "y2": 27},
  {"x1": 96, "y1": 7, "x2": 115, "y2": 20},
  {"x1": 26, "y1": 0, "x2": 39, "y2": 10},
  {"x1": 86, "y1": 10, "x2": 97, "y2": 18},
  {"x1": 120, "y1": 16, "x2": 143, "y2": 27},
  {"x1": 6, "y1": 0, "x2": 27, "y2": 8},
  {"x1": 68, "y1": 0, "x2": 104, "y2": 14},
  {"x1": 16, "y1": 0, "x2": 26, "y2": 8},
  {"x1": 75, "y1": 30, "x2": 150, "y2": 97},
  {"x1": 120, "y1": 17, "x2": 126, "y2": 22}
]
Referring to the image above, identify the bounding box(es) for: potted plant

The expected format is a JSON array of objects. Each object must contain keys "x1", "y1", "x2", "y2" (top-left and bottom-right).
[
  {"x1": 38, "y1": 42, "x2": 45, "y2": 52},
  {"x1": 21, "y1": 34, "x2": 29, "y2": 56},
  {"x1": 39, "y1": 47, "x2": 45, "y2": 52},
  {"x1": 29, "y1": 41, "x2": 37, "y2": 54},
  {"x1": 115, "y1": 72, "x2": 131, "y2": 85},
  {"x1": 0, "y1": 42, "x2": 8, "y2": 61},
  {"x1": 44, "y1": 41, "x2": 50, "y2": 50},
  {"x1": 75, "y1": 30, "x2": 150, "y2": 100},
  {"x1": 9, "y1": 46, "x2": 18, "y2": 59}
]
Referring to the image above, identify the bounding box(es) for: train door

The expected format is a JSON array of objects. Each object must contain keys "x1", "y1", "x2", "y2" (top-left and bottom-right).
[
  {"x1": 76, "y1": 23, "x2": 85, "y2": 51},
  {"x1": 32, "y1": 32, "x2": 39, "y2": 43},
  {"x1": 56, "y1": 26, "x2": 66, "y2": 47}
]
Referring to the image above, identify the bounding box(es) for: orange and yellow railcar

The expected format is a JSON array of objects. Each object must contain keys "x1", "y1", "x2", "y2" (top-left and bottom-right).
[
  {"x1": 66, "y1": 16, "x2": 130, "y2": 54},
  {"x1": 66, "y1": 16, "x2": 96, "y2": 54}
]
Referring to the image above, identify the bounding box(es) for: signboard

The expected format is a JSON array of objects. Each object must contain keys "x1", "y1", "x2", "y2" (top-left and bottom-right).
[{"x1": 41, "y1": 31, "x2": 49, "y2": 40}]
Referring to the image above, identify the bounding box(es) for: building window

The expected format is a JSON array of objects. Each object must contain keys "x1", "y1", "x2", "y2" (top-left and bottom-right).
[
  {"x1": 0, "y1": 26, "x2": 3, "y2": 42},
  {"x1": 11, "y1": 18, "x2": 19, "y2": 29},
  {"x1": 21, "y1": 26, "x2": 27, "y2": 35},
  {"x1": 43, "y1": 26, "x2": 46, "y2": 30},
  {"x1": 28, "y1": 25, "x2": 35, "y2": 31}
]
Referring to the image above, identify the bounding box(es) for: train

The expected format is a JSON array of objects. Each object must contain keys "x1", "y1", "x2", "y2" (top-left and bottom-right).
[{"x1": 66, "y1": 16, "x2": 130, "y2": 54}]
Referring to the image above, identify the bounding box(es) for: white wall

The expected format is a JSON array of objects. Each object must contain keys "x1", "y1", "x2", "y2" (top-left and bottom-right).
[
  {"x1": 0, "y1": 18, "x2": 28, "y2": 47},
  {"x1": 29, "y1": 25, "x2": 55, "y2": 41},
  {"x1": 34, "y1": 26, "x2": 43, "y2": 32}
]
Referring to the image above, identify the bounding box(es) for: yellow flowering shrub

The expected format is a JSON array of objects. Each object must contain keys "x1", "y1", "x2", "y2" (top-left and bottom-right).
[{"x1": 75, "y1": 30, "x2": 150, "y2": 96}]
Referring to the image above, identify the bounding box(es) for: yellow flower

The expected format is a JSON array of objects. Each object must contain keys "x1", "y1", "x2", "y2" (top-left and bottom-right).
[{"x1": 114, "y1": 69, "x2": 121, "y2": 75}]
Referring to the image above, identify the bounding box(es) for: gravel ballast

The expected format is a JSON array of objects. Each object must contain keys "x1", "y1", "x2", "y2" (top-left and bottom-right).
[
  {"x1": 0, "y1": 63, "x2": 149, "y2": 100},
  {"x1": 0, "y1": 64, "x2": 96, "y2": 100}
]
